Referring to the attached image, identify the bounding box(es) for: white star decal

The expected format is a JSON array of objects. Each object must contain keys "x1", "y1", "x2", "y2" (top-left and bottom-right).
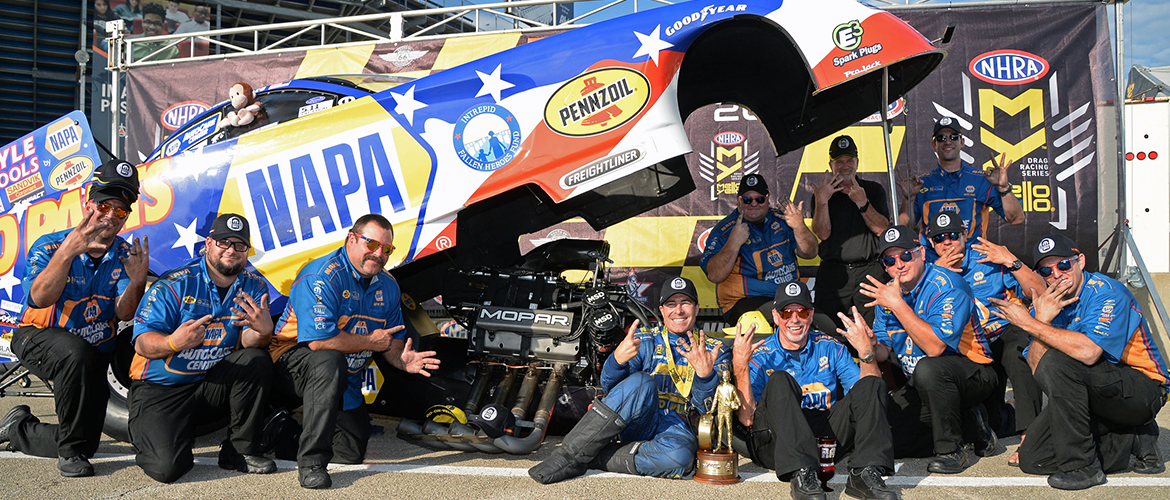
[
  {"x1": 391, "y1": 85, "x2": 428, "y2": 126},
  {"x1": 633, "y1": 25, "x2": 673, "y2": 66},
  {"x1": 8, "y1": 198, "x2": 32, "y2": 223},
  {"x1": 172, "y1": 218, "x2": 201, "y2": 259},
  {"x1": 475, "y1": 64, "x2": 515, "y2": 103},
  {"x1": 0, "y1": 271, "x2": 20, "y2": 300}
]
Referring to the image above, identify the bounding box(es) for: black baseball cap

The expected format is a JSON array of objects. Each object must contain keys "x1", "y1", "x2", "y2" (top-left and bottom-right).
[
  {"x1": 933, "y1": 116, "x2": 960, "y2": 136},
  {"x1": 828, "y1": 135, "x2": 858, "y2": 159},
  {"x1": 738, "y1": 173, "x2": 768, "y2": 195},
  {"x1": 659, "y1": 276, "x2": 698, "y2": 305},
  {"x1": 774, "y1": 280, "x2": 813, "y2": 310},
  {"x1": 877, "y1": 225, "x2": 921, "y2": 254},
  {"x1": 89, "y1": 159, "x2": 140, "y2": 205},
  {"x1": 208, "y1": 213, "x2": 251, "y2": 247},
  {"x1": 926, "y1": 212, "x2": 965, "y2": 238},
  {"x1": 472, "y1": 404, "x2": 515, "y2": 439},
  {"x1": 1032, "y1": 234, "x2": 1080, "y2": 265}
]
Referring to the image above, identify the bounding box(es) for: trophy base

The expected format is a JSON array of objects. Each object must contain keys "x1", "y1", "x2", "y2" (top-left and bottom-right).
[{"x1": 694, "y1": 450, "x2": 740, "y2": 485}]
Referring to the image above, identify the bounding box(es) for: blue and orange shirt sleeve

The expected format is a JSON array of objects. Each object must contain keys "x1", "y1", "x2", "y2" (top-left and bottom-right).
[
  {"x1": 832, "y1": 340, "x2": 861, "y2": 395},
  {"x1": 976, "y1": 173, "x2": 1005, "y2": 218},
  {"x1": 1072, "y1": 284, "x2": 1134, "y2": 361},
  {"x1": 133, "y1": 279, "x2": 181, "y2": 343},
  {"x1": 292, "y1": 272, "x2": 342, "y2": 343},
  {"x1": 699, "y1": 213, "x2": 736, "y2": 271},
  {"x1": 20, "y1": 233, "x2": 58, "y2": 306},
  {"x1": 386, "y1": 277, "x2": 406, "y2": 340},
  {"x1": 921, "y1": 282, "x2": 972, "y2": 352}
]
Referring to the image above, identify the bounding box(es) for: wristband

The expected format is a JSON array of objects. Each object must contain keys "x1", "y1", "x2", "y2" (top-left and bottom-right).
[
  {"x1": 997, "y1": 183, "x2": 1013, "y2": 196},
  {"x1": 167, "y1": 336, "x2": 181, "y2": 352},
  {"x1": 857, "y1": 200, "x2": 871, "y2": 213}
]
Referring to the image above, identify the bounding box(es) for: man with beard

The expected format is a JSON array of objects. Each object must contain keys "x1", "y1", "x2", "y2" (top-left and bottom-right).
[
  {"x1": 899, "y1": 117, "x2": 1023, "y2": 260},
  {"x1": 0, "y1": 160, "x2": 148, "y2": 477},
  {"x1": 126, "y1": 214, "x2": 275, "y2": 482},
  {"x1": 732, "y1": 281, "x2": 898, "y2": 500},
  {"x1": 811, "y1": 135, "x2": 891, "y2": 333},
  {"x1": 529, "y1": 277, "x2": 730, "y2": 483},
  {"x1": 702, "y1": 174, "x2": 818, "y2": 324},
  {"x1": 991, "y1": 234, "x2": 1168, "y2": 490},
  {"x1": 268, "y1": 214, "x2": 440, "y2": 489},
  {"x1": 862, "y1": 225, "x2": 999, "y2": 474}
]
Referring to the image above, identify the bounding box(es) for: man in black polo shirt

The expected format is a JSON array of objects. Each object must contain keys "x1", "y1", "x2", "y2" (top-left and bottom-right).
[{"x1": 811, "y1": 135, "x2": 890, "y2": 334}]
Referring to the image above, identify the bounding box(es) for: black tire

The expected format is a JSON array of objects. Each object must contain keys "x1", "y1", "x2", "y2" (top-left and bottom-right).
[{"x1": 103, "y1": 322, "x2": 229, "y2": 442}]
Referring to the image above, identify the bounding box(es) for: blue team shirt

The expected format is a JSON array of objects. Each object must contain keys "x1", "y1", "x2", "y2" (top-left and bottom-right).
[
  {"x1": 602, "y1": 324, "x2": 730, "y2": 419},
  {"x1": 19, "y1": 228, "x2": 132, "y2": 353},
  {"x1": 1046, "y1": 272, "x2": 1168, "y2": 385},
  {"x1": 746, "y1": 332, "x2": 860, "y2": 411},
  {"x1": 913, "y1": 163, "x2": 1006, "y2": 258},
  {"x1": 873, "y1": 262, "x2": 993, "y2": 378},
  {"x1": 927, "y1": 246, "x2": 1025, "y2": 340},
  {"x1": 700, "y1": 209, "x2": 800, "y2": 313},
  {"x1": 130, "y1": 257, "x2": 269, "y2": 385},
  {"x1": 272, "y1": 246, "x2": 404, "y2": 410}
]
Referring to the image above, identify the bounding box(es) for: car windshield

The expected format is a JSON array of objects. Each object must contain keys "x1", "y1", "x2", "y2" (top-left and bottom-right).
[{"x1": 302, "y1": 74, "x2": 415, "y2": 93}]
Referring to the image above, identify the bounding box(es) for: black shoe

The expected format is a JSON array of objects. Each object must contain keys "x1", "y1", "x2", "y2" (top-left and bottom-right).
[
  {"x1": 790, "y1": 467, "x2": 827, "y2": 500},
  {"x1": 58, "y1": 455, "x2": 94, "y2": 477},
  {"x1": 965, "y1": 405, "x2": 1002, "y2": 457},
  {"x1": 528, "y1": 399, "x2": 627, "y2": 484},
  {"x1": 845, "y1": 466, "x2": 899, "y2": 500},
  {"x1": 218, "y1": 446, "x2": 277, "y2": 474},
  {"x1": 0, "y1": 405, "x2": 32, "y2": 444},
  {"x1": 299, "y1": 465, "x2": 331, "y2": 489},
  {"x1": 1132, "y1": 427, "x2": 1164, "y2": 474},
  {"x1": 927, "y1": 449, "x2": 971, "y2": 474},
  {"x1": 1047, "y1": 464, "x2": 1106, "y2": 490}
]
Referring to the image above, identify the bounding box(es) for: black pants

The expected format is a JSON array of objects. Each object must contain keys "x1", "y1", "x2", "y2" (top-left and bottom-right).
[
  {"x1": 742, "y1": 372, "x2": 894, "y2": 478},
  {"x1": 888, "y1": 356, "x2": 997, "y2": 457},
  {"x1": 1018, "y1": 350, "x2": 1166, "y2": 475},
  {"x1": 128, "y1": 348, "x2": 273, "y2": 483},
  {"x1": 8, "y1": 326, "x2": 111, "y2": 459},
  {"x1": 814, "y1": 260, "x2": 883, "y2": 335},
  {"x1": 274, "y1": 345, "x2": 370, "y2": 467},
  {"x1": 986, "y1": 324, "x2": 1042, "y2": 435}
]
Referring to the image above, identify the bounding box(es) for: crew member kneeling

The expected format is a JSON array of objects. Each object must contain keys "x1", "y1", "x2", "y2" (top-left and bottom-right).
[
  {"x1": 128, "y1": 214, "x2": 275, "y2": 483},
  {"x1": 529, "y1": 277, "x2": 730, "y2": 483},
  {"x1": 732, "y1": 281, "x2": 897, "y2": 500}
]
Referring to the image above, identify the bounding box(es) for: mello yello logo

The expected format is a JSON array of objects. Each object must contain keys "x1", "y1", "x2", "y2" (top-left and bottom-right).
[{"x1": 544, "y1": 68, "x2": 650, "y2": 137}]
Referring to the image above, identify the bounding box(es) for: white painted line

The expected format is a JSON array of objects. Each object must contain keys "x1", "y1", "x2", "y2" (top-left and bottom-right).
[{"x1": 3, "y1": 452, "x2": 1169, "y2": 486}]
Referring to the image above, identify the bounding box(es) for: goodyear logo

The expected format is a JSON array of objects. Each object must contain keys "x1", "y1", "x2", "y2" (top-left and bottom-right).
[
  {"x1": 544, "y1": 68, "x2": 650, "y2": 137},
  {"x1": 161, "y1": 101, "x2": 210, "y2": 131},
  {"x1": 45, "y1": 117, "x2": 83, "y2": 160},
  {"x1": 47, "y1": 156, "x2": 94, "y2": 191},
  {"x1": 969, "y1": 50, "x2": 1049, "y2": 85}
]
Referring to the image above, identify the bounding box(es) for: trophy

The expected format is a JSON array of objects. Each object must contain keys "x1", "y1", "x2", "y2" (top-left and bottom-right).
[{"x1": 694, "y1": 369, "x2": 740, "y2": 485}]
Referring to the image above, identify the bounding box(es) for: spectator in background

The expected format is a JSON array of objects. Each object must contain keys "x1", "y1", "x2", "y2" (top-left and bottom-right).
[
  {"x1": 113, "y1": 0, "x2": 143, "y2": 22},
  {"x1": 165, "y1": 0, "x2": 190, "y2": 25},
  {"x1": 129, "y1": 2, "x2": 178, "y2": 62},
  {"x1": 93, "y1": 0, "x2": 121, "y2": 40},
  {"x1": 173, "y1": 5, "x2": 209, "y2": 35}
]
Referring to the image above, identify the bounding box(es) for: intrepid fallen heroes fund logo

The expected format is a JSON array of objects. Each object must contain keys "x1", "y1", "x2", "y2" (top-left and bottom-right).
[
  {"x1": 544, "y1": 68, "x2": 650, "y2": 137},
  {"x1": 453, "y1": 103, "x2": 522, "y2": 172},
  {"x1": 560, "y1": 148, "x2": 643, "y2": 189}
]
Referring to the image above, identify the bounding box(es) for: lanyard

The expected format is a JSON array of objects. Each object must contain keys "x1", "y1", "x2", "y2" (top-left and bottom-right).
[{"x1": 655, "y1": 328, "x2": 695, "y2": 398}]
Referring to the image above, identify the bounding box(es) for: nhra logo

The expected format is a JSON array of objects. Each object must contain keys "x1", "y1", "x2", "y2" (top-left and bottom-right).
[
  {"x1": 713, "y1": 131, "x2": 744, "y2": 147},
  {"x1": 160, "y1": 101, "x2": 210, "y2": 131},
  {"x1": 860, "y1": 98, "x2": 905, "y2": 123},
  {"x1": 544, "y1": 68, "x2": 650, "y2": 137},
  {"x1": 969, "y1": 50, "x2": 1049, "y2": 85}
]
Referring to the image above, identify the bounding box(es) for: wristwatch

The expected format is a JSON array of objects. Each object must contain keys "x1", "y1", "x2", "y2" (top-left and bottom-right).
[
  {"x1": 857, "y1": 200, "x2": 871, "y2": 213},
  {"x1": 997, "y1": 183, "x2": 1014, "y2": 196},
  {"x1": 859, "y1": 350, "x2": 876, "y2": 363},
  {"x1": 1009, "y1": 259, "x2": 1024, "y2": 272}
]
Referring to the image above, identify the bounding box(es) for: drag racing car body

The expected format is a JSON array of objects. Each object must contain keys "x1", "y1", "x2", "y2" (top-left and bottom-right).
[{"x1": 0, "y1": 0, "x2": 943, "y2": 451}]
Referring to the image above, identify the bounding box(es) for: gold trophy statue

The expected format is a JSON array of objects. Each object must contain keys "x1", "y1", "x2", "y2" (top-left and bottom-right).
[{"x1": 694, "y1": 369, "x2": 741, "y2": 484}]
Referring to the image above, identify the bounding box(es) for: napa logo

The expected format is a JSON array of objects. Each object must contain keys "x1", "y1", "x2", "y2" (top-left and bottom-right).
[
  {"x1": 544, "y1": 68, "x2": 650, "y2": 137},
  {"x1": 969, "y1": 50, "x2": 1049, "y2": 85},
  {"x1": 160, "y1": 101, "x2": 210, "y2": 131}
]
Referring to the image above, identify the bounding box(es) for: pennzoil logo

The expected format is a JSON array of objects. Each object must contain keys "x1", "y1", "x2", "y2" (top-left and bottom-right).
[
  {"x1": 544, "y1": 68, "x2": 650, "y2": 137},
  {"x1": 47, "y1": 156, "x2": 95, "y2": 191}
]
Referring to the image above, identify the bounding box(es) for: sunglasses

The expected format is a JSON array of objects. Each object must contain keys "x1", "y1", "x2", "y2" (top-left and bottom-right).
[
  {"x1": 933, "y1": 133, "x2": 962, "y2": 143},
  {"x1": 881, "y1": 249, "x2": 917, "y2": 267},
  {"x1": 1037, "y1": 256, "x2": 1078, "y2": 278},
  {"x1": 96, "y1": 202, "x2": 131, "y2": 220},
  {"x1": 353, "y1": 232, "x2": 395, "y2": 255},
  {"x1": 214, "y1": 239, "x2": 249, "y2": 252},
  {"x1": 931, "y1": 232, "x2": 962, "y2": 244},
  {"x1": 741, "y1": 195, "x2": 767, "y2": 205},
  {"x1": 777, "y1": 307, "x2": 812, "y2": 320}
]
